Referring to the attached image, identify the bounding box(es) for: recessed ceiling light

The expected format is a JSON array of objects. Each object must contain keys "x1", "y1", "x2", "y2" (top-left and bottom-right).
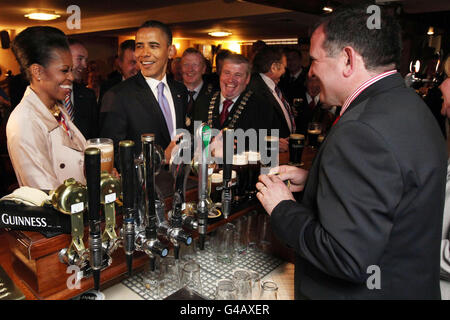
[
  {"x1": 208, "y1": 31, "x2": 232, "y2": 37},
  {"x1": 25, "y1": 10, "x2": 61, "y2": 21},
  {"x1": 323, "y1": 6, "x2": 333, "y2": 13},
  {"x1": 427, "y1": 26, "x2": 434, "y2": 35}
]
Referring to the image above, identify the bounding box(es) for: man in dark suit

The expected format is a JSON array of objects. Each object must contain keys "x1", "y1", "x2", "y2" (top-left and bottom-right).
[
  {"x1": 101, "y1": 20, "x2": 188, "y2": 166},
  {"x1": 68, "y1": 39, "x2": 99, "y2": 139},
  {"x1": 256, "y1": 4, "x2": 447, "y2": 299},
  {"x1": 248, "y1": 46, "x2": 296, "y2": 152},
  {"x1": 180, "y1": 48, "x2": 217, "y2": 133},
  {"x1": 278, "y1": 47, "x2": 307, "y2": 105},
  {"x1": 99, "y1": 40, "x2": 139, "y2": 128}
]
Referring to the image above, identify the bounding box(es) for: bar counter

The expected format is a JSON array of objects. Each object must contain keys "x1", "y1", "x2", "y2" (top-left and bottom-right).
[{"x1": 0, "y1": 147, "x2": 317, "y2": 300}]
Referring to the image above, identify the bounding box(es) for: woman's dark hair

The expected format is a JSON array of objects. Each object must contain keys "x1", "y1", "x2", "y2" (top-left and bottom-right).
[
  {"x1": 11, "y1": 26, "x2": 69, "y2": 81},
  {"x1": 318, "y1": 3, "x2": 402, "y2": 70}
]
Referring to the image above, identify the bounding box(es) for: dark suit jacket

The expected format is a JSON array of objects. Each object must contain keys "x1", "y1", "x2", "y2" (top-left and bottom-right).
[
  {"x1": 278, "y1": 68, "x2": 308, "y2": 105},
  {"x1": 72, "y1": 82, "x2": 99, "y2": 139},
  {"x1": 295, "y1": 92, "x2": 336, "y2": 136},
  {"x1": 98, "y1": 73, "x2": 122, "y2": 105},
  {"x1": 247, "y1": 73, "x2": 291, "y2": 138},
  {"x1": 100, "y1": 72, "x2": 188, "y2": 166},
  {"x1": 186, "y1": 80, "x2": 217, "y2": 133},
  {"x1": 271, "y1": 73, "x2": 447, "y2": 299}
]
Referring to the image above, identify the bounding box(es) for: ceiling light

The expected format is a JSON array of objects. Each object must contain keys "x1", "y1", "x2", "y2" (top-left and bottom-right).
[
  {"x1": 25, "y1": 10, "x2": 61, "y2": 21},
  {"x1": 208, "y1": 31, "x2": 232, "y2": 37},
  {"x1": 427, "y1": 26, "x2": 434, "y2": 35},
  {"x1": 322, "y1": 6, "x2": 333, "y2": 13}
]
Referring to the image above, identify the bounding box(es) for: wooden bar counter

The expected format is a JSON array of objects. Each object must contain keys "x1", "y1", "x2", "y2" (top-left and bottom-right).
[{"x1": 0, "y1": 147, "x2": 317, "y2": 300}]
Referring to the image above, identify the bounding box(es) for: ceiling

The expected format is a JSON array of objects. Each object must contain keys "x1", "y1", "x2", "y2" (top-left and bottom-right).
[{"x1": 0, "y1": 0, "x2": 449, "y2": 41}]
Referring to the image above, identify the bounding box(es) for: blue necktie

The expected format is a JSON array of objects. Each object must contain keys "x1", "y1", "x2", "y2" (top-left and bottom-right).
[{"x1": 157, "y1": 82, "x2": 174, "y2": 139}]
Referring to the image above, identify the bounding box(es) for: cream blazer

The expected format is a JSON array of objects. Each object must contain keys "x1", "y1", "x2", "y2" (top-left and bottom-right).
[{"x1": 6, "y1": 86, "x2": 87, "y2": 191}]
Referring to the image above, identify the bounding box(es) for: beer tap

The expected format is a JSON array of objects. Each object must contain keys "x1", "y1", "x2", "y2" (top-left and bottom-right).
[
  {"x1": 162, "y1": 139, "x2": 193, "y2": 260},
  {"x1": 119, "y1": 140, "x2": 137, "y2": 276},
  {"x1": 100, "y1": 172, "x2": 121, "y2": 256},
  {"x1": 196, "y1": 123, "x2": 212, "y2": 250},
  {"x1": 221, "y1": 127, "x2": 234, "y2": 219},
  {"x1": 56, "y1": 178, "x2": 89, "y2": 269},
  {"x1": 135, "y1": 134, "x2": 168, "y2": 271},
  {"x1": 85, "y1": 147, "x2": 103, "y2": 291}
]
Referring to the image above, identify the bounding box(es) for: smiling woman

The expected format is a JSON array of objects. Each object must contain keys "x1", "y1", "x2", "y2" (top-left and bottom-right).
[{"x1": 6, "y1": 26, "x2": 87, "y2": 191}]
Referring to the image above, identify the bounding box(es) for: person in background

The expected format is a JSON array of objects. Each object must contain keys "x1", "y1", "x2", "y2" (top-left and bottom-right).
[
  {"x1": 7, "y1": 26, "x2": 86, "y2": 190},
  {"x1": 67, "y1": 39, "x2": 99, "y2": 139},
  {"x1": 278, "y1": 47, "x2": 307, "y2": 105},
  {"x1": 170, "y1": 57, "x2": 183, "y2": 82},
  {"x1": 248, "y1": 46, "x2": 294, "y2": 151},
  {"x1": 256, "y1": 4, "x2": 447, "y2": 299},
  {"x1": 181, "y1": 48, "x2": 216, "y2": 132}
]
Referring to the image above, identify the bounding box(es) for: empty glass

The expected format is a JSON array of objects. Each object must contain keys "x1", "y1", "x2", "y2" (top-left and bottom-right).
[
  {"x1": 233, "y1": 269, "x2": 252, "y2": 300},
  {"x1": 214, "y1": 223, "x2": 236, "y2": 264},
  {"x1": 180, "y1": 260, "x2": 202, "y2": 296},
  {"x1": 258, "y1": 213, "x2": 272, "y2": 251},
  {"x1": 233, "y1": 215, "x2": 249, "y2": 254},
  {"x1": 259, "y1": 280, "x2": 278, "y2": 300},
  {"x1": 157, "y1": 256, "x2": 181, "y2": 299},
  {"x1": 248, "y1": 270, "x2": 261, "y2": 300},
  {"x1": 247, "y1": 210, "x2": 259, "y2": 249},
  {"x1": 215, "y1": 279, "x2": 238, "y2": 300}
]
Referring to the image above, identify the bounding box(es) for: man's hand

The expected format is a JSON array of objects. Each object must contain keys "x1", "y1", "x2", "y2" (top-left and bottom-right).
[
  {"x1": 279, "y1": 137, "x2": 289, "y2": 153},
  {"x1": 270, "y1": 165, "x2": 309, "y2": 192},
  {"x1": 256, "y1": 174, "x2": 296, "y2": 215}
]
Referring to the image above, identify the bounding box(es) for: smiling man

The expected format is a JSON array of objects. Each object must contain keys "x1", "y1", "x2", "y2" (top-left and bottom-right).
[
  {"x1": 256, "y1": 4, "x2": 447, "y2": 299},
  {"x1": 101, "y1": 20, "x2": 188, "y2": 166},
  {"x1": 194, "y1": 54, "x2": 269, "y2": 138}
]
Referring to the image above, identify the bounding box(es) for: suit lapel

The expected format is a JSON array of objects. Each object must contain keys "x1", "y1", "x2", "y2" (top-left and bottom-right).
[{"x1": 257, "y1": 75, "x2": 290, "y2": 129}]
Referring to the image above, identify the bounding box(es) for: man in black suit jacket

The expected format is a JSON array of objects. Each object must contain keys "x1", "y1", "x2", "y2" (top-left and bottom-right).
[
  {"x1": 180, "y1": 47, "x2": 217, "y2": 133},
  {"x1": 194, "y1": 54, "x2": 270, "y2": 136},
  {"x1": 68, "y1": 39, "x2": 99, "y2": 139},
  {"x1": 278, "y1": 47, "x2": 308, "y2": 105},
  {"x1": 248, "y1": 46, "x2": 296, "y2": 152},
  {"x1": 101, "y1": 20, "x2": 187, "y2": 167},
  {"x1": 256, "y1": 5, "x2": 447, "y2": 299}
]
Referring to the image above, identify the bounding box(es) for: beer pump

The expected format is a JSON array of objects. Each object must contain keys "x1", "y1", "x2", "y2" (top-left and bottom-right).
[
  {"x1": 85, "y1": 147, "x2": 103, "y2": 291},
  {"x1": 159, "y1": 137, "x2": 193, "y2": 260},
  {"x1": 134, "y1": 134, "x2": 168, "y2": 271},
  {"x1": 119, "y1": 140, "x2": 137, "y2": 276},
  {"x1": 221, "y1": 128, "x2": 234, "y2": 219},
  {"x1": 100, "y1": 172, "x2": 121, "y2": 256},
  {"x1": 56, "y1": 178, "x2": 88, "y2": 268},
  {"x1": 196, "y1": 123, "x2": 212, "y2": 250}
]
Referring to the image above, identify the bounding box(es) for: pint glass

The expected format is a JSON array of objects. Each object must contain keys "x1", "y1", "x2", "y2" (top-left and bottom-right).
[{"x1": 86, "y1": 138, "x2": 114, "y2": 173}]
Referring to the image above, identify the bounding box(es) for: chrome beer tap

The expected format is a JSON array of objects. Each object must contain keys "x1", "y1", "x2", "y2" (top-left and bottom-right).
[
  {"x1": 196, "y1": 123, "x2": 213, "y2": 250},
  {"x1": 85, "y1": 147, "x2": 103, "y2": 291},
  {"x1": 221, "y1": 127, "x2": 234, "y2": 219},
  {"x1": 161, "y1": 138, "x2": 193, "y2": 260},
  {"x1": 134, "y1": 134, "x2": 168, "y2": 271},
  {"x1": 119, "y1": 140, "x2": 137, "y2": 276}
]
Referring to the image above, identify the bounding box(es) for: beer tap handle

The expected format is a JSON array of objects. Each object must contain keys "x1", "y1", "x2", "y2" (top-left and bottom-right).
[
  {"x1": 119, "y1": 140, "x2": 136, "y2": 276},
  {"x1": 222, "y1": 128, "x2": 234, "y2": 219},
  {"x1": 85, "y1": 147, "x2": 102, "y2": 291}
]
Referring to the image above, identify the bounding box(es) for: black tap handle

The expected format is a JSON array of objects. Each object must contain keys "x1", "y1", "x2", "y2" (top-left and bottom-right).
[
  {"x1": 85, "y1": 147, "x2": 101, "y2": 223},
  {"x1": 119, "y1": 140, "x2": 135, "y2": 211}
]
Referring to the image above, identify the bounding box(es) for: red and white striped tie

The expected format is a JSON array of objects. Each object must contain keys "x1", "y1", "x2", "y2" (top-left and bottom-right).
[{"x1": 64, "y1": 91, "x2": 74, "y2": 121}]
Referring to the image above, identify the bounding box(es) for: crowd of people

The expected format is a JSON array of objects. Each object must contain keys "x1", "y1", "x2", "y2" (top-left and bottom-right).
[{"x1": 1, "y1": 2, "x2": 450, "y2": 300}]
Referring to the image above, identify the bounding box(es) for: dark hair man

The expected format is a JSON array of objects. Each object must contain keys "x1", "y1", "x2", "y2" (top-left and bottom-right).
[
  {"x1": 101, "y1": 20, "x2": 188, "y2": 166},
  {"x1": 67, "y1": 38, "x2": 99, "y2": 139},
  {"x1": 256, "y1": 4, "x2": 447, "y2": 299},
  {"x1": 248, "y1": 46, "x2": 296, "y2": 152}
]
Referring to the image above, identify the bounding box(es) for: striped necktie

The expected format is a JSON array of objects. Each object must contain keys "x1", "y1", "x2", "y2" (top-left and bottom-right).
[
  {"x1": 275, "y1": 86, "x2": 296, "y2": 133},
  {"x1": 157, "y1": 82, "x2": 174, "y2": 139},
  {"x1": 64, "y1": 91, "x2": 74, "y2": 121}
]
